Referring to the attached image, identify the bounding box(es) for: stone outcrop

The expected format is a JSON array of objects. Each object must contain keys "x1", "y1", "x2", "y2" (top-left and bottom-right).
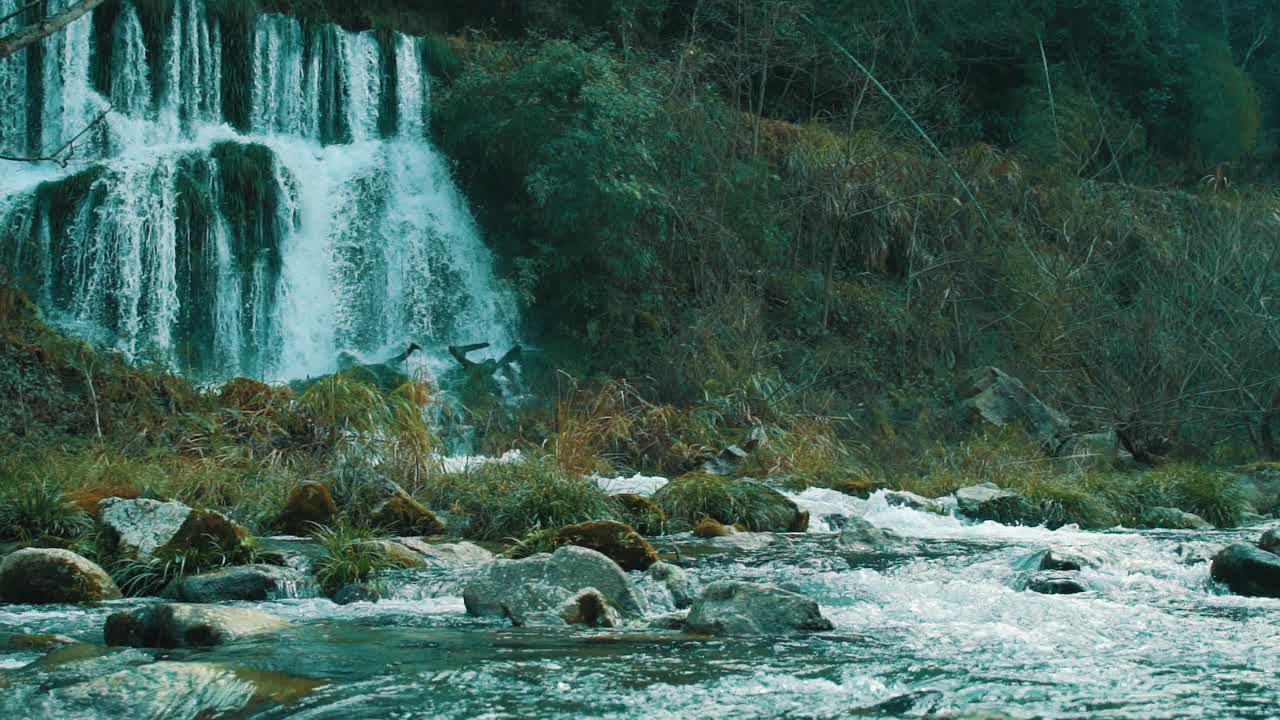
[
  {"x1": 1211, "y1": 543, "x2": 1280, "y2": 598},
  {"x1": 959, "y1": 366, "x2": 1071, "y2": 452},
  {"x1": 0, "y1": 548, "x2": 121, "y2": 603},
  {"x1": 1137, "y1": 507, "x2": 1212, "y2": 530},
  {"x1": 463, "y1": 546, "x2": 645, "y2": 621},
  {"x1": 550, "y1": 521, "x2": 658, "y2": 571},
  {"x1": 954, "y1": 483, "x2": 1040, "y2": 525},
  {"x1": 98, "y1": 498, "x2": 251, "y2": 560}
]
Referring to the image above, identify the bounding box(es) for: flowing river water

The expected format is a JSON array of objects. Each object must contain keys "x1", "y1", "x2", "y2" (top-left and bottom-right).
[{"x1": 2, "y1": 490, "x2": 1277, "y2": 719}]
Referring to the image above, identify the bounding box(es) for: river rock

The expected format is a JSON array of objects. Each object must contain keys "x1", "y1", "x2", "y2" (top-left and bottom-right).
[
  {"x1": 105, "y1": 604, "x2": 288, "y2": 648},
  {"x1": 369, "y1": 490, "x2": 446, "y2": 536},
  {"x1": 166, "y1": 564, "x2": 319, "y2": 602},
  {"x1": 275, "y1": 482, "x2": 338, "y2": 535},
  {"x1": 648, "y1": 561, "x2": 696, "y2": 609},
  {"x1": 98, "y1": 498, "x2": 250, "y2": 559},
  {"x1": 395, "y1": 539, "x2": 495, "y2": 566},
  {"x1": 550, "y1": 521, "x2": 658, "y2": 571},
  {"x1": 1025, "y1": 571, "x2": 1086, "y2": 595},
  {"x1": 835, "y1": 517, "x2": 919, "y2": 555},
  {"x1": 0, "y1": 548, "x2": 121, "y2": 603},
  {"x1": 1257, "y1": 528, "x2": 1279, "y2": 554},
  {"x1": 0, "y1": 631, "x2": 78, "y2": 651},
  {"x1": 557, "y1": 588, "x2": 622, "y2": 627},
  {"x1": 693, "y1": 518, "x2": 736, "y2": 538},
  {"x1": 463, "y1": 546, "x2": 644, "y2": 619},
  {"x1": 1138, "y1": 507, "x2": 1212, "y2": 530},
  {"x1": 1210, "y1": 543, "x2": 1280, "y2": 598},
  {"x1": 39, "y1": 662, "x2": 255, "y2": 719},
  {"x1": 333, "y1": 582, "x2": 381, "y2": 605},
  {"x1": 685, "y1": 581, "x2": 833, "y2": 635},
  {"x1": 959, "y1": 366, "x2": 1072, "y2": 452},
  {"x1": 954, "y1": 483, "x2": 1039, "y2": 525},
  {"x1": 361, "y1": 540, "x2": 428, "y2": 568},
  {"x1": 655, "y1": 474, "x2": 808, "y2": 533},
  {"x1": 881, "y1": 490, "x2": 939, "y2": 513}
]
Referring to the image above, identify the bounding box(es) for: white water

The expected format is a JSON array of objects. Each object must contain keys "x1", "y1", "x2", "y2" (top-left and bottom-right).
[{"x1": 0, "y1": 0, "x2": 517, "y2": 381}]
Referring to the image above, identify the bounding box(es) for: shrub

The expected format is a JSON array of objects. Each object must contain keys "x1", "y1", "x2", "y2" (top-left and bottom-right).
[
  {"x1": 110, "y1": 534, "x2": 258, "y2": 597},
  {"x1": 0, "y1": 480, "x2": 93, "y2": 542},
  {"x1": 420, "y1": 457, "x2": 616, "y2": 541},
  {"x1": 653, "y1": 472, "x2": 798, "y2": 532},
  {"x1": 311, "y1": 524, "x2": 396, "y2": 595}
]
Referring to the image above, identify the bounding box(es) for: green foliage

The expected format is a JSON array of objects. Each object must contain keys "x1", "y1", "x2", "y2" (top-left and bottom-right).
[
  {"x1": 311, "y1": 524, "x2": 396, "y2": 595},
  {"x1": 420, "y1": 457, "x2": 616, "y2": 540},
  {"x1": 0, "y1": 480, "x2": 92, "y2": 542},
  {"x1": 110, "y1": 533, "x2": 258, "y2": 597},
  {"x1": 1185, "y1": 36, "x2": 1261, "y2": 165},
  {"x1": 653, "y1": 472, "x2": 794, "y2": 532}
]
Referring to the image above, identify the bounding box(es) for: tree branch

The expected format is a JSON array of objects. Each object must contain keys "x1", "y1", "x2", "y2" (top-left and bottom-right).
[{"x1": 0, "y1": 0, "x2": 112, "y2": 60}]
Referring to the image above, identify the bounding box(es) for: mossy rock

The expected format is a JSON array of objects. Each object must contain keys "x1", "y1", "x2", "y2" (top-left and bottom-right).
[
  {"x1": 0, "y1": 548, "x2": 122, "y2": 604},
  {"x1": 692, "y1": 518, "x2": 735, "y2": 538},
  {"x1": 369, "y1": 494, "x2": 446, "y2": 536},
  {"x1": 610, "y1": 493, "x2": 666, "y2": 535},
  {"x1": 276, "y1": 482, "x2": 339, "y2": 536},
  {"x1": 163, "y1": 509, "x2": 253, "y2": 559},
  {"x1": 655, "y1": 472, "x2": 808, "y2": 533},
  {"x1": 551, "y1": 521, "x2": 658, "y2": 571},
  {"x1": 830, "y1": 479, "x2": 888, "y2": 498}
]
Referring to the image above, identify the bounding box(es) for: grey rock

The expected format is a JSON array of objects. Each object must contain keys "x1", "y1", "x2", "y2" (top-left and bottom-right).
[
  {"x1": 557, "y1": 588, "x2": 621, "y2": 627},
  {"x1": 1138, "y1": 507, "x2": 1212, "y2": 530},
  {"x1": 333, "y1": 582, "x2": 381, "y2": 605},
  {"x1": 685, "y1": 580, "x2": 833, "y2": 635},
  {"x1": 959, "y1": 366, "x2": 1071, "y2": 452},
  {"x1": 954, "y1": 483, "x2": 1039, "y2": 525},
  {"x1": 166, "y1": 564, "x2": 319, "y2": 602},
  {"x1": 105, "y1": 604, "x2": 287, "y2": 648},
  {"x1": 396, "y1": 539, "x2": 495, "y2": 566},
  {"x1": 836, "y1": 517, "x2": 919, "y2": 555},
  {"x1": 648, "y1": 561, "x2": 696, "y2": 609},
  {"x1": 97, "y1": 498, "x2": 192, "y2": 557},
  {"x1": 40, "y1": 662, "x2": 255, "y2": 719},
  {"x1": 642, "y1": 610, "x2": 689, "y2": 631},
  {"x1": 1025, "y1": 571, "x2": 1087, "y2": 595},
  {"x1": 0, "y1": 548, "x2": 121, "y2": 604},
  {"x1": 1257, "y1": 528, "x2": 1279, "y2": 554},
  {"x1": 1211, "y1": 543, "x2": 1280, "y2": 598},
  {"x1": 463, "y1": 546, "x2": 645, "y2": 620},
  {"x1": 881, "y1": 490, "x2": 938, "y2": 513}
]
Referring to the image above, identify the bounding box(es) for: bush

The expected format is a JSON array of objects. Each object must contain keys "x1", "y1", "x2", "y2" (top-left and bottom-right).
[
  {"x1": 311, "y1": 524, "x2": 397, "y2": 595},
  {"x1": 420, "y1": 456, "x2": 617, "y2": 540},
  {"x1": 653, "y1": 472, "x2": 798, "y2": 532},
  {"x1": 0, "y1": 480, "x2": 93, "y2": 542}
]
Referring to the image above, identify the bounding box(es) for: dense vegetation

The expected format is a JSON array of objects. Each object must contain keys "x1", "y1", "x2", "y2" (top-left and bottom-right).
[{"x1": 2, "y1": 0, "x2": 1279, "y2": 554}]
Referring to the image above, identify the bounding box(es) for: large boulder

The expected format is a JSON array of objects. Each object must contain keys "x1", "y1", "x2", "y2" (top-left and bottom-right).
[
  {"x1": 880, "y1": 490, "x2": 940, "y2": 513},
  {"x1": 105, "y1": 604, "x2": 287, "y2": 648},
  {"x1": 275, "y1": 482, "x2": 338, "y2": 536},
  {"x1": 550, "y1": 521, "x2": 658, "y2": 571},
  {"x1": 98, "y1": 498, "x2": 251, "y2": 560},
  {"x1": 166, "y1": 564, "x2": 320, "y2": 602},
  {"x1": 463, "y1": 546, "x2": 645, "y2": 620},
  {"x1": 0, "y1": 548, "x2": 121, "y2": 603},
  {"x1": 685, "y1": 581, "x2": 833, "y2": 635},
  {"x1": 1023, "y1": 571, "x2": 1087, "y2": 595},
  {"x1": 954, "y1": 483, "x2": 1040, "y2": 525},
  {"x1": 959, "y1": 366, "x2": 1071, "y2": 452},
  {"x1": 1211, "y1": 543, "x2": 1280, "y2": 598},
  {"x1": 1138, "y1": 507, "x2": 1212, "y2": 530}
]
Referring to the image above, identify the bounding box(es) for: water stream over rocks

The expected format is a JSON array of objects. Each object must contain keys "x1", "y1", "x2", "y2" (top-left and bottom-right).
[{"x1": 2, "y1": 492, "x2": 1277, "y2": 719}]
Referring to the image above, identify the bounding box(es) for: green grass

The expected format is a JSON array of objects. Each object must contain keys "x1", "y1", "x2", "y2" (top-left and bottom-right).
[
  {"x1": 653, "y1": 471, "x2": 797, "y2": 532},
  {"x1": 419, "y1": 456, "x2": 617, "y2": 541},
  {"x1": 311, "y1": 524, "x2": 396, "y2": 595},
  {"x1": 0, "y1": 480, "x2": 93, "y2": 542}
]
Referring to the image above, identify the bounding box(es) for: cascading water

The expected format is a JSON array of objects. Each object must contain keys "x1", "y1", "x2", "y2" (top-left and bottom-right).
[{"x1": 0, "y1": 0, "x2": 517, "y2": 382}]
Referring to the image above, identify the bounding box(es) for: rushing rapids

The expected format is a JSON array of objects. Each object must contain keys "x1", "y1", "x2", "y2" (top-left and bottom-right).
[{"x1": 0, "y1": 0, "x2": 517, "y2": 381}]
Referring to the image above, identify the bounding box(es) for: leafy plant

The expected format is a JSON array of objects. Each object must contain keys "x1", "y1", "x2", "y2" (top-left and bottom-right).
[
  {"x1": 0, "y1": 481, "x2": 93, "y2": 542},
  {"x1": 311, "y1": 524, "x2": 395, "y2": 595}
]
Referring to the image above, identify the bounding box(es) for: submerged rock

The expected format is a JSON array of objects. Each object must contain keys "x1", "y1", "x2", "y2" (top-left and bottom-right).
[
  {"x1": 105, "y1": 604, "x2": 288, "y2": 648},
  {"x1": 954, "y1": 483, "x2": 1039, "y2": 525},
  {"x1": 38, "y1": 661, "x2": 256, "y2": 719},
  {"x1": 1211, "y1": 543, "x2": 1280, "y2": 598},
  {"x1": 98, "y1": 498, "x2": 251, "y2": 560},
  {"x1": 551, "y1": 520, "x2": 659, "y2": 571},
  {"x1": 463, "y1": 546, "x2": 645, "y2": 620},
  {"x1": 1138, "y1": 507, "x2": 1212, "y2": 530},
  {"x1": 685, "y1": 581, "x2": 833, "y2": 635},
  {"x1": 0, "y1": 631, "x2": 79, "y2": 651},
  {"x1": 166, "y1": 564, "x2": 319, "y2": 602},
  {"x1": 504, "y1": 584, "x2": 624, "y2": 628},
  {"x1": 648, "y1": 561, "x2": 696, "y2": 609},
  {"x1": 333, "y1": 582, "x2": 381, "y2": 605},
  {"x1": 360, "y1": 540, "x2": 428, "y2": 568},
  {"x1": 693, "y1": 518, "x2": 736, "y2": 538},
  {"x1": 275, "y1": 481, "x2": 338, "y2": 536},
  {"x1": 881, "y1": 490, "x2": 940, "y2": 513},
  {"x1": 1025, "y1": 571, "x2": 1087, "y2": 595},
  {"x1": 0, "y1": 548, "x2": 121, "y2": 604}
]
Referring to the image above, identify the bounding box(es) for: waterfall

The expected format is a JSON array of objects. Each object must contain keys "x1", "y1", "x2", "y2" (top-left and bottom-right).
[{"x1": 0, "y1": 0, "x2": 518, "y2": 382}]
